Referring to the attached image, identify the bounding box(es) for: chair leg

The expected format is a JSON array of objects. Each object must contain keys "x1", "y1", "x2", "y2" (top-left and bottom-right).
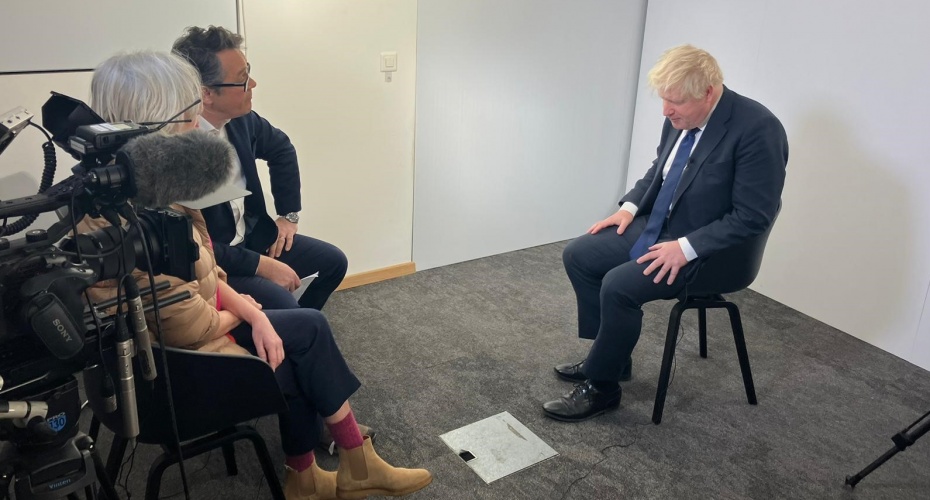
[
  {"x1": 724, "y1": 302, "x2": 757, "y2": 405},
  {"x1": 145, "y1": 452, "x2": 176, "y2": 500},
  {"x1": 243, "y1": 430, "x2": 286, "y2": 500},
  {"x1": 89, "y1": 416, "x2": 101, "y2": 442},
  {"x1": 222, "y1": 443, "x2": 238, "y2": 476},
  {"x1": 80, "y1": 434, "x2": 120, "y2": 500},
  {"x1": 653, "y1": 302, "x2": 686, "y2": 424},
  {"x1": 698, "y1": 307, "x2": 708, "y2": 358},
  {"x1": 104, "y1": 434, "x2": 128, "y2": 485}
]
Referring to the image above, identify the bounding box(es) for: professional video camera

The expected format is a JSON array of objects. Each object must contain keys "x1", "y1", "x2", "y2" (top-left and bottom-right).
[{"x1": 0, "y1": 92, "x2": 235, "y2": 499}]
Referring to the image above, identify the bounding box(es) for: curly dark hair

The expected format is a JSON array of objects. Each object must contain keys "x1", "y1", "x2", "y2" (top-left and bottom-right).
[{"x1": 172, "y1": 25, "x2": 243, "y2": 87}]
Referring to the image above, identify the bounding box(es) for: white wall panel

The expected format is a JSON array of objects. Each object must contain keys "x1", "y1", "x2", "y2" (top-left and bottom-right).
[
  {"x1": 413, "y1": 0, "x2": 647, "y2": 270},
  {"x1": 0, "y1": 1, "x2": 237, "y2": 73},
  {"x1": 243, "y1": 0, "x2": 418, "y2": 274}
]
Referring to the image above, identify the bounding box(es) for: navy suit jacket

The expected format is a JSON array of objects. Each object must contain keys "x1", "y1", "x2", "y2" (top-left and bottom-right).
[
  {"x1": 621, "y1": 86, "x2": 788, "y2": 259},
  {"x1": 200, "y1": 111, "x2": 302, "y2": 276}
]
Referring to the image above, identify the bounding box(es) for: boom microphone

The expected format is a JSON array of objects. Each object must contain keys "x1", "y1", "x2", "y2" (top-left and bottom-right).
[{"x1": 116, "y1": 129, "x2": 236, "y2": 208}]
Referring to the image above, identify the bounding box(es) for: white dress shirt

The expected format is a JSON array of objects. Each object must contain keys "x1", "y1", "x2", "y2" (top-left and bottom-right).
[
  {"x1": 620, "y1": 100, "x2": 720, "y2": 262},
  {"x1": 199, "y1": 116, "x2": 248, "y2": 246}
]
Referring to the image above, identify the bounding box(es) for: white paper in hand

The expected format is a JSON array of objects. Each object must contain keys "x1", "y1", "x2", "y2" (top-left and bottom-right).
[{"x1": 293, "y1": 272, "x2": 319, "y2": 300}]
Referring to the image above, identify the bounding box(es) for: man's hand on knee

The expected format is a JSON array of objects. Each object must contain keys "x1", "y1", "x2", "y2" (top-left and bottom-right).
[
  {"x1": 636, "y1": 241, "x2": 688, "y2": 285},
  {"x1": 267, "y1": 218, "x2": 299, "y2": 258},
  {"x1": 256, "y1": 255, "x2": 301, "y2": 291},
  {"x1": 587, "y1": 209, "x2": 634, "y2": 235}
]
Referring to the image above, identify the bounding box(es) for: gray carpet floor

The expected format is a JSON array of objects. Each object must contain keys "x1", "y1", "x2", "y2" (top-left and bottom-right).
[{"x1": 89, "y1": 241, "x2": 930, "y2": 499}]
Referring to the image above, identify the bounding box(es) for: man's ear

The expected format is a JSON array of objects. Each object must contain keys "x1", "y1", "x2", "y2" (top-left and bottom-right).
[
  {"x1": 201, "y1": 86, "x2": 215, "y2": 106},
  {"x1": 704, "y1": 85, "x2": 714, "y2": 100}
]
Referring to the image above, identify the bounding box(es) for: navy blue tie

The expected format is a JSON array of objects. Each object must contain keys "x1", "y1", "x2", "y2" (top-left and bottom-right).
[{"x1": 629, "y1": 128, "x2": 699, "y2": 261}]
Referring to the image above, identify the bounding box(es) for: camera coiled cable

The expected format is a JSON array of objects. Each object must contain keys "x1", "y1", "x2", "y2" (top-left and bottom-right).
[{"x1": 0, "y1": 123, "x2": 57, "y2": 237}]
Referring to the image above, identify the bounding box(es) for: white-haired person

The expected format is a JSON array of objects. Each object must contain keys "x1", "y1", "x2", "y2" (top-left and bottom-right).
[{"x1": 81, "y1": 50, "x2": 431, "y2": 500}]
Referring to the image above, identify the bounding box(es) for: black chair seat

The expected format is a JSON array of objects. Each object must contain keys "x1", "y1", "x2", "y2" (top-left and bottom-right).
[
  {"x1": 652, "y1": 211, "x2": 778, "y2": 425},
  {"x1": 86, "y1": 346, "x2": 287, "y2": 500}
]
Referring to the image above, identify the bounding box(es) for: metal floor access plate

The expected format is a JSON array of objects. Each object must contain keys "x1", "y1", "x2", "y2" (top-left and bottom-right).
[{"x1": 439, "y1": 411, "x2": 558, "y2": 484}]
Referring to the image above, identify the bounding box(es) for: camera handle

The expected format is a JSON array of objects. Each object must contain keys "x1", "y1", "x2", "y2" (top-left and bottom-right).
[{"x1": 0, "y1": 401, "x2": 54, "y2": 438}]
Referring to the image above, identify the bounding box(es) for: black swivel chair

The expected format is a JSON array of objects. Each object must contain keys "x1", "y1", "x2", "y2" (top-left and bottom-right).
[
  {"x1": 85, "y1": 346, "x2": 288, "y2": 500},
  {"x1": 652, "y1": 214, "x2": 779, "y2": 424}
]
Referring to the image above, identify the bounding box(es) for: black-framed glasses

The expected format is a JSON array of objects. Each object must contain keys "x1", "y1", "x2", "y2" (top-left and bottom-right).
[{"x1": 211, "y1": 63, "x2": 251, "y2": 91}]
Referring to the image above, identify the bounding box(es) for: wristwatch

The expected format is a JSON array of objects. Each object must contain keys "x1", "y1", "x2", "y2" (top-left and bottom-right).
[{"x1": 284, "y1": 212, "x2": 300, "y2": 223}]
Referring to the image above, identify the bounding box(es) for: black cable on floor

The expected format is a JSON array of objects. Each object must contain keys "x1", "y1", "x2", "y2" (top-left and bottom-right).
[
  {"x1": 159, "y1": 451, "x2": 214, "y2": 499},
  {"x1": 117, "y1": 441, "x2": 138, "y2": 500},
  {"x1": 665, "y1": 322, "x2": 689, "y2": 394},
  {"x1": 558, "y1": 419, "x2": 652, "y2": 500},
  {"x1": 560, "y1": 322, "x2": 690, "y2": 499}
]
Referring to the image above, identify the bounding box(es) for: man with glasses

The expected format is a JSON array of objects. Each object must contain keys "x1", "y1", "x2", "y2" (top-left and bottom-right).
[
  {"x1": 172, "y1": 26, "x2": 370, "y2": 454},
  {"x1": 172, "y1": 26, "x2": 348, "y2": 314}
]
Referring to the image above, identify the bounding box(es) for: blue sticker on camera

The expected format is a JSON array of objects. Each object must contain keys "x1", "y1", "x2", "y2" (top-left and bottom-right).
[{"x1": 48, "y1": 412, "x2": 67, "y2": 433}]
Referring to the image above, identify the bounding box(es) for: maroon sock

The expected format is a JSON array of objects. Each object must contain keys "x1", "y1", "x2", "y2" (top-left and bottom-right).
[
  {"x1": 326, "y1": 410, "x2": 364, "y2": 450},
  {"x1": 285, "y1": 450, "x2": 315, "y2": 473}
]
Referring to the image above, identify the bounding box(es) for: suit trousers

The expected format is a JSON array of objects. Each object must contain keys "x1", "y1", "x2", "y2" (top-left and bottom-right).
[
  {"x1": 562, "y1": 216, "x2": 694, "y2": 382},
  {"x1": 228, "y1": 234, "x2": 348, "y2": 311},
  {"x1": 229, "y1": 308, "x2": 361, "y2": 456}
]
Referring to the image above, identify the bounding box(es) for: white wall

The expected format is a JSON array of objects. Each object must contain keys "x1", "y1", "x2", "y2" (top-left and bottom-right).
[
  {"x1": 629, "y1": 0, "x2": 930, "y2": 369},
  {"x1": 244, "y1": 0, "x2": 418, "y2": 275},
  {"x1": 0, "y1": 1, "x2": 236, "y2": 73},
  {"x1": 0, "y1": 73, "x2": 92, "y2": 229},
  {"x1": 413, "y1": 0, "x2": 647, "y2": 270},
  {"x1": 0, "y1": 1, "x2": 419, "y2": 277}
]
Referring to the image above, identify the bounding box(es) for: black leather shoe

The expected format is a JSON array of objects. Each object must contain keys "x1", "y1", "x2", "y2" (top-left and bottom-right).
[
  {"x1": 542, "y1": 381, "x2": 621, "y2": 422},
  {"x1": 554, "y1": 357, "x2": 632, "y2": 383}
]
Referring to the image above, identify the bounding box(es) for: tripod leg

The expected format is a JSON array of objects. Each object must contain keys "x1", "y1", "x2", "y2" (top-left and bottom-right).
[
  {"x1": 75, "y1": 434, "x2": 121, "y2": 500},
  {"x1": 0, "y1": 465, "x2": 13, "y2": 500},
  {"x1": 846, "y1": 445, "x2": 899, "y2": 487},
  {"x1": 105, "y1": 435, "x2": 129, "y2": 485},
  {"x1": 846, "y1": 412, "x2": 930, "y2": 487}
]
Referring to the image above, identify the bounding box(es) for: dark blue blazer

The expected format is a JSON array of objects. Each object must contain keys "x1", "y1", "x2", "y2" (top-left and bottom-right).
[
  {"x1": 200, "y1": 111, "x2": 302, "y2": 276},
  {"x1": 621, "y1": 86, "x2": 788, "y2": 258}
]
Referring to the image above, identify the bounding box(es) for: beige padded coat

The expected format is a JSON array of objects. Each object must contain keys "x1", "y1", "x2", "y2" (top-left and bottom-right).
[{"x1": 80, "y1": 206, "x2": 249, "y2": 356}]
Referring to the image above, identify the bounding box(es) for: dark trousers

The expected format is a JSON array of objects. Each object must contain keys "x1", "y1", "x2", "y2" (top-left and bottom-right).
[
  {"x1": 229, "y1": 308, "x2": 360, "y2": 456},
  {"x1": 562, "y1": 216, "x2": 692, "y2": 381},
  {"x1": 228, "y1": 234, "x2": 348, "y2": 310}
]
